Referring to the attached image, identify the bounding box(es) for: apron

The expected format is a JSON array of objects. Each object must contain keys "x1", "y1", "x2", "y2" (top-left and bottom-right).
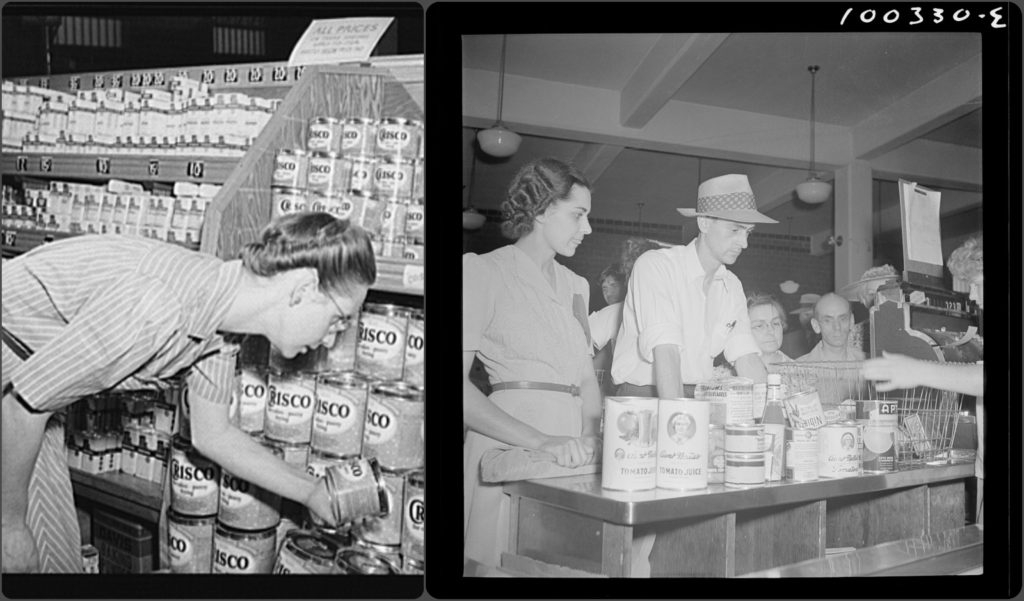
[{"x1": 2, "y1": 328, "x2": 83, "y2": 573}]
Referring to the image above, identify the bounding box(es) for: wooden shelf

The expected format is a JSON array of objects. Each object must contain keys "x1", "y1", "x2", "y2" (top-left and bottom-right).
[
  {"x1": 1, "y1": 227, "x2": 198, "y2": 258},
  {"x1": 70, "y1": 469, "x2": 163, "y2": 524},
  {"x1": 1, "y1": 153, "x2": 238, "y2": 185}
]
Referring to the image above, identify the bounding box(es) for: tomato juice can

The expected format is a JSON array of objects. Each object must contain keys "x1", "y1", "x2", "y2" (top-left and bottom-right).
[
  {"x1": 212, "y1": 522, "x2": 276, "y2": 574},
  {"x1": 363, "y1": 380, "x2": 424, "y2": 471},
  {"x1": 311, "y1": 371, "x2": 368, "y2": 457},
  {"x1": 656, "y1": 398, "x2": 709, "y2": 490},
  {"x1": 170, "y1": 436, "x2": 220, "y2": 517},
  {"x1": 356, "y1": 303, "x2": 410, "y2": 381},
  {"x1": 600, "y1": 396, "x2": 658, "y2": 491},
  {"x1": 817, "y1": 421, "x2": 863, "y2": 479},
  {"x1": 167, "y1": 511, "x2": 215, "y2": 573},
  {"x1": 264, "y1": 370, "x2": 317, "y2": 444}
]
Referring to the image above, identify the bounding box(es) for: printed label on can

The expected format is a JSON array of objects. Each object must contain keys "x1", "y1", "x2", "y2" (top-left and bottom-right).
[
  {"x1": 348, "y1": 157, "x2": 375, "y2": 193},
  {"x1": 218, "y1": 470, "x2": 281, "y2": 531},
  {"x1": 238, "y1": 368, "x2": 267, "y2": 433},
  {"x1": 265, "y1": 373, "x2": 316, "y2": 444},
  {"x1": 725, "y1": 452, "x2": 766, "y2": 488},
  {"x1": 272, "y1": 150, "x2": 305, "y2": 189},
  {"x1": 363, "y1": 388, "x2": 424, "y2": 471},
  {"x1": 359, "y1": 471, "x2": 405, "y2": 546},
  {"x1": 725, "y1": 424, "x2": 764, "y2": 453},
  {"x1": 272, "y1": 188, "x2": 306, "y2": 218},
  {"x1": 307, "y1": 120, "x2": 338, "y2": 154},
  {"x1": 379, "y1": 200, "x2": 407, "y2": 236},
  {"x1": 342, "y1": 119, "x2": 375, "y2": 155},
  {"x1": 403, "y1": 317, "x2": 424, "y2": 387},
  {"x1": 339, "y1": 457, "x2": 373, "y2": 484},
  {"x1": 364, "y1": 397, "x2": 398, "y2": 445},
  {"x1": 213, "y1": 534, "x2": 273, "y2": 574},
  {"x1": 784, "y1": 390, "x2": 827, "y2": 430},
  {"x1": 785, "y1": 427, "x2": 819, "y2": 482},
  {"x1": 306, "y1": 453, "x2": 347, "y2": 479},
  {"x1": 326, "y1": 195, "x2": 355, "y2": 220},
  {"x1": 170, "y1": 445, "x2": 220, "y2": 516},
  {"x1": 861, "y1": 421, "x2": 896, "y2": 472},
  {"x1": 601, "y1": 397, "x2": 658, "y2": 491},
  {"x1": 656, "y1": 399, "x2": 709, "y2": 490},
  {"x1": 375, "y1": 121, "x2": 417, "y2": 155},
  {"x1": 373, "y1": 162, "x2": 413, "y2": 199},
  {"x1": 312, "y1": 383, "x2": 366, "y2": 456},
  {"x1": 307, "y1": 155, "x2": 339, "y2": 194},
  {"x1": 817, "y1": 423, "x2": 862, "y2": 479},
  {"x1": 404, "y1": 202, "x2": 424, "y2": 237},
  {"x1": 168, "y1": 518, "x2": 213, "y2": 573},
  {"x1": 356, "y1": 311, "x2": 408, "y2": 380},
  {"x1": 405, "y1": 493, "x2": 424, "y2": 542}
]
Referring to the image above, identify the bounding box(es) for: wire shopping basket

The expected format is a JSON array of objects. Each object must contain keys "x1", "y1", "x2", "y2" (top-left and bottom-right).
[{"x1": 773, "y1": 360, "x2": 963, "y2": 468}]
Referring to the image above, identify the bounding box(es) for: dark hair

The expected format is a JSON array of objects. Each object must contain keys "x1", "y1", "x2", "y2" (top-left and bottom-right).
[
  {"x1": 747, "y1": 292, "x2": 787, "y2": 332},
  {"x1": 500, "y1": 158, "x2": 591, "y2": 239},
  {"x1": 240, "y1": 212, "x2": 376, "y2": 296},
  {"x1": 599, "y1": 263, "x2": 625, "y2": 286},
  {"x1": 621, "y1": 237, "x2": 663, "y2": 276}
]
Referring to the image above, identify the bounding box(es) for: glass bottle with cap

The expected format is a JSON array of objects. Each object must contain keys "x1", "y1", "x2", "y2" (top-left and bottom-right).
[{"x1": 762, "y1": 373, "x2": 786, "y2": 481}]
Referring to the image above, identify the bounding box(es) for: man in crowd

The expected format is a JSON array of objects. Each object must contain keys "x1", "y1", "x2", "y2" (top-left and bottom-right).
[
  {"x1": 798, "y1": 292, "x2": 865, "y2": 361},
  {"x1": 612, "y1": 174, "x2": 771, "y2": 399}
]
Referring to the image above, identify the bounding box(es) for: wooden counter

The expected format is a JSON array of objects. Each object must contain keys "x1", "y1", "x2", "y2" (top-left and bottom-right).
[{"x1": 503, "y1": 462, "x2": 974, "y2": 577}]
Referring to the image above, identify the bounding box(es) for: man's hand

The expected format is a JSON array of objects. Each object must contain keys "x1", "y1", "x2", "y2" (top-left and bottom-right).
[
  {"x1": 861, "y1": 352, "x2": 927, "y2": 392},
  {"x1": 2, "y1": 520, "x2": 40, "y2": 573}
]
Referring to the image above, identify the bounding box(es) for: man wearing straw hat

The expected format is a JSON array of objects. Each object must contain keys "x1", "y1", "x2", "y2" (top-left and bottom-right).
[{"x1": 612, "y1": 174, "x2": 772, "y2": 400}]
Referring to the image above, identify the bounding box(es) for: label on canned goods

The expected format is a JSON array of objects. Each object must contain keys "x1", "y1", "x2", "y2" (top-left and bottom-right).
[
  {"x1": 375, "y1": 118, "x2": 418, "y2": 157},
  {"x1": 356, "y1": 305, "x2": 409, "y2": 381},
  {"x1": 265, "y1": 372, "x2": 317, "y2": 444},
  {"x1": 307, "y1": 117, "x2": 340, "y2": 154},
  {"x1": 238, "y1": 367, "x2": 267, "y2": 434}
]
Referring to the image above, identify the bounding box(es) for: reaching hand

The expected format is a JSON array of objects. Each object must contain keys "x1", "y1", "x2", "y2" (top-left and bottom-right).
[
  {"x1": 2, "y1": 521, "x2": 40, "y2": 573},
  {"x1": 861, "y1": 352, "x2": 926, "y2": 392},
  {"x1": 304, "y1": 477, "x2": 337, "y2": 528}
]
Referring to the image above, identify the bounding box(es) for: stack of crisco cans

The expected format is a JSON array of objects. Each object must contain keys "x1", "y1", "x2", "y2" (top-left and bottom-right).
[{"x1": 270, "y1": 115, "x2": 424, "y2": 265}]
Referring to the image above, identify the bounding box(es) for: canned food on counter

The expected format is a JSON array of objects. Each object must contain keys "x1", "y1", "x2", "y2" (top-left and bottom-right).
[
  {"x1": 272, "y1": 529, "x2": 340, "y2": 574},
  {"x1": 725, "y1": 423, "x2": 764, "y2": 453},
  {"x1": 784, "y1": 427, "x2": 819, "y2": 482},
  {"x1": 783, "y1": 389, "x2": 827, "y2": 430},
  {"x1": 817, "y1": 421, "x2": 862, "y2": 479},
  {"x1": 212, "y1": 522, "x2": 276, "y2": 574},
  {"x1": 656, "y1": 398, "x2": 709, "y2": 490},
  {"x1": 363, "y1": 381, "x2": 424, "y2": 471},
  {"x1": 170, "y1": 436, "x2": 220, "y2": 517},
  {"x1": 272, "y1": 148, "x2": 308, "y2": 189},
  {"x1": 400, "y1": 469, "x2": 424, "y2": 563},
  {"x1": 236, "y1": 366, "x2": 268, "y2": 434},
  {"x1": 403, "y1": 310, "x2": 424, "y2": 388},
  {"x1": 374, "y1": 117, "x2": 421, "y2": 160},
  {"x1": 724, "y1": 452, "x2": 766, "y2": 488},
  {"x1": 372, "y1": 159, "x2": 414, "y2": 202},
  {"x1": 306, "y1": 117, "x2": 342, "y2": 155},
  {"x1": 311, "y1": 371, "x2": 368, "y2": 457},
  {"x1": 264, "y1": 370, "x2": 317, "y2": 444},
  {"x1": 168, "y1": 511, "x2": 215, "y2": 573},
  {"x1": 356, "y1": 303, "x2": 411, "y2": 381},
  {"x1": 342, "y1": 118, "x2": 376, "y2": 157},
  {"x1": 601, "y1": 396, "x2": 658, "y2": 491},
  {"x1": 271, "y1": 186, "x2": 307, "y2": 219}
]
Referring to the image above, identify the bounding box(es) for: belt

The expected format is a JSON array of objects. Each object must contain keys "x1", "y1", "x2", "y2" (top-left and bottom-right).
[{"x1": 491, "y1": 381, "x2": 580, "y2": 396}]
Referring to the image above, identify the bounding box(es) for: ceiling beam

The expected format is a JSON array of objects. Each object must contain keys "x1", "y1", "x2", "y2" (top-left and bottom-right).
[
  {"x1": 869, "y1": 138, "x2": 982, "y2": 191},
  {"x1": 851, "y1": 53, "x2": 982, "y2": 161},
  {"x1": 619, "y1": 33, "x2": 729, "y2": 128},
  {"x1": 572, "y1": 143, "x2": 625, "y2": 184}
]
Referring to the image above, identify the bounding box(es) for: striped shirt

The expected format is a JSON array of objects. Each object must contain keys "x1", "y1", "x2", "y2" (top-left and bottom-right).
[{"x1": 2, "y1": 235, "x2": 242, "y2": 413}]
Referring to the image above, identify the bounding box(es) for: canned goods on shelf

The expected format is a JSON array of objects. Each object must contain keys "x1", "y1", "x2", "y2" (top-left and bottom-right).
[
  {"x1": 345, "y1": 155, "x2": 376, "y2": 195},
  {"x1": 311, "y1": 371, "x2": 369, "y2": 457},
  {"x1": 272, "y1": 148, "x2": 309, "y2": 189},
  {"x1": 724, "y1": 452, "x2": 766, "y2": 488},
  {"x1": 402, "y1": 242, "x2": 424, "y2": 264},
  {"x1": 212, "y1": 522, "x2": 276, "y2": 574},
  {"x1": 314, "y1": 193, "x2": 352, "y2": 221},
  {"x1": 342, "y1": 118, "x2": 377, "y2": 157},
  {"x1": 168, "y1": 511, "x2": 215, "y2": 574},
  {"x1": 372, "y1": 159, "x2": 414, "y2": 202},
  {"x1": 353, "y1": 191, "x2": 383, "y2": 235},
  {"x1": 170, "y1": 436, "x2": 220, "y2": 517},
  {"x1": 334, "y1": 547, "x2": 399, "y2": 575},
  {"x1": 363, "y1": 381, "x2": 425, "y2": 471},
  {"x1": 272, "y1": 529, "x2": 340, "y2": 574},
  {"x1": 305, "y1": 448, "x2": 352, "y2": 479},
  {"x1": 410, "y1": 158, "x2": 424, "y2": 201},
  {"x1": 263, "y1": 437, "x2": 309, "y2": 471},
  {"x1": 374, "y1": 117, "x2": 420, "y2": 160},
  {"x1": 400, "y1": 469, "x2": 424, "y2": 563},
  {"x1": 264, "y1": 370, "x2": 317, "y2": 445},
  {"x1": 236, "y1": 366, "x2": 268, "y2": 435},
  {"x1": 306, "y1": 117, "x2": 342, "y2": 155},
  {"x1": 724, "y1": 423, "x2": 765, "y2": 453},
  {"x1": 321, "y1": 456, "x2": 390, "y2": 527},
  {"x1": 377, "y1": 235, "x2": 407, "y2": 259},
  {"x1": 403, "y1": 310, "x2": 424, "y2": 388},
  {"x1": 271, "y1": 186, "x2": 307, "y2": 219},
  {"x1": 357, "y1": 467, "x2": 409, "y2": 547},
  {"x1": 404, "y1": 199, "x2": 424, "y2": 243},
  {"x1": 306, "y1": 151, "x2": 348, "y2": 197},
  {"x1": 356, "y1": 303, "x2": 411, "y2": 382},
  {"x1": 601, "y1": 396, "x2": 658, "y2": 491},
  {"x1": 784, "y1": 427, "x2": 819, "y2": 482},
  {"x1": 217, "y1": 437, "x2": 283, "y2": 531},
  {"x1": 378, "y1": 199, "x2": 408, "y2": 238}
]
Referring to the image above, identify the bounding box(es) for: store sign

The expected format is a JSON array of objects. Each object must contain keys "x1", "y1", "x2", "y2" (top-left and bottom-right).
[{"x1": 286, "y1": 17, "x2": 394, "y2": 67}]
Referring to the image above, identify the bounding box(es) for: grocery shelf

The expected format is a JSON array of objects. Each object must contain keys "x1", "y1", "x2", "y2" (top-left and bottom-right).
[
  {"x1": 374, "y1": 257, "x2": 424, "y2": 296},
  {"x1": 70, "y1": 469, "x2": 163, "y2": 524},
  {"x1": 1, "y1": 227, "x2": 198, "y2": 258},
  {"x1": 1, "y1": 153, "x2": 238, "y2": 185}
]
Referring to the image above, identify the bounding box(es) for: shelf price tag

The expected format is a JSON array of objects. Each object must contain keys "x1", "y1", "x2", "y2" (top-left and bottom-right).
[
  {"x1": 186, "y1": 160, "x2": 205, "y2": 179},
  {"x1": 248, "y1": 66, "x2": 264, "y2": 83},
  {"x1": 177, "y1": 69, "x2": 189, "y2": 79},
  {"x1": 39, "y1": 77, "x2": 50, "y2": 89},
  {"x1": 293, "y1": 66, "x2": 306, "y2": 81},
  {"x1": 154, "y1": 72, "x2": 166, "y2": 86},
  {"x1": 142, "y1": 72, "x2": 154, "y2": 86},
  {"x1": 69, "y1": 75, "x2": 81, "y2": 91},
  {"x1": 224, "y1": 68, "x2": 238, "y2": 84},
  {"x1": 402, "y1": 264, "x2": 424, "y2": 291},
  {"x1": 40, "y1": 156, "x2": 53, "y2": 173},
  {"x1": 201, "y1": 69, "x2": 216, "y2": 84},
  {"x1": 2, "y1": 230, "x2": 16, "y2": 248},
  {"x1": 15, "y1": 156, "x2": 29, "y2": 172},
  {"x1": 148, "y1": 159, "x2": 160, "y2": 176},
  {"x1": 272, "y1": 65, "x2": 288, "y2": 82},
  {"x1": 93, "y1": 73, "x2": 105, "y2": 89},
  {"x1": 130, "y1": 72, "x2": 143, "y2": 87},
  {"x1": 111, "y1": 73, "x2": 124, "y2": 88},
  {"x1": 96, "y1": 157, "x2": 111, "y2": 175}
]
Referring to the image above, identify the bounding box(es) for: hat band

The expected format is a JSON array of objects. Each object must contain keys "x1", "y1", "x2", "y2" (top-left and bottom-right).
[{"x1": 696, "y1": 191, "x2": 757, "y2": 213}]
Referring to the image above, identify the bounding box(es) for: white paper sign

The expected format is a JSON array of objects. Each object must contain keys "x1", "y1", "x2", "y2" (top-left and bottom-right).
[
  {"x1": 899, "y1": 180, "x2": 943, "y2": 266},
  {"x1": 287, "y1": 17, "x2": 395, "y2": 67}
]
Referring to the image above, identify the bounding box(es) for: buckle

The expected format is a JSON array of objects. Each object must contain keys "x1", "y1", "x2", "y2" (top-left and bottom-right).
[{"x1": 568, "y1": 384, "x2": 580, "y2": 396}]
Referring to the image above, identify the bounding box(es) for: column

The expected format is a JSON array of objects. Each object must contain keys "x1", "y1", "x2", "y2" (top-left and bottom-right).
[{"x1": 833, "y1": 160, "x2": 874, "y2": 291}]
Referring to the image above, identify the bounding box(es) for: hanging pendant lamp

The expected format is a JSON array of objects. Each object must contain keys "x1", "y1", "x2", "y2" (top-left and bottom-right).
[
  {"x1": 463, "y1": 137, "x2": 486, "y2": 230},
  {"x1": 477, "y1": 35, "x2": 521, "y2": 158},
  {"x1": 795, "y1": 65, "x2": 832, "y2": 205}
]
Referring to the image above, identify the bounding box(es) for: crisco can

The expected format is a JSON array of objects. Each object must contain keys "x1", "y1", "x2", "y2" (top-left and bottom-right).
[
  {"x1": 372, "y1": 159, "x2": 414, "y2": 202},
  {"x1": 311, "y1": 371, "x2": 368, "y2": 457},
  {"x1": 379, "y1": 235, "x2": 406, "y2": 259},
  {"x1": 785, "y1": 427, "x2": 819, "y2": 482},
  {"x1": 363, "y1": 381, "x2": 424, "y2": 471},
  {"x1": 357, "y1": 467, "x2": 408, "y2": 546},
  {"x1": 601, "y1": 396, "x2": 658, "y2": 491},
  {"x1": 379, "y1": 199, "x2": 408, "y2": 238},
  {"x1": 170, "y1": 436, "x2": 220, "y2": 517},
  {"x1": 403, "y1": 242, "x2": 424, "y2": 263},
  {"x1": 346, "y1": 155, "x2": 375, "y2": 195},
  {"x1": 236, "y1": 366, "x2": 268, "y2": 434},
  {"x1": 306, "y1": 117, "x2": 341, "y2": 155},
  {"x1": 272, "y1": 530, "x2": 340, "y2": 574},
  {"x1": 320, "y1": 456, "x2": 390, "y2": 526},
  {"x1": 354, "y1": 191, "x2": 383, "y2": 235},
  {"x1": 264, "y1": 370, "x2": 317, "y2": 444},
  {"x1": 305, "y1": 449, "x2": 350, "y2": 479},
  {"x1": 410, "y1": 158, "x2": 424, "y2": 201},
  {"x1": 308, "y1": 192, "x2": 330, "y2": 213},
  {"x1": 212, "y1": 522, "x2": 276, "y2": 574},
  {"x1": 403, "y1": 309, "x2": 424, "y2": 387},
  {"x1": 783, "y1": 389, "x2": 827, "y2": 430},
  {"x1": 217, "y1": 437, "x2": 283, "y2": 531},
  {"x1": 725, "y1": 423, "x2": 764, "y2": 453},
  {"x1": 404, "y1": 198, "x2": 424, "y2": 243},
  {"x1": 322, "y1": 193, "x2": 354, "y2": 221},
  {"x1": 817, "y1": 421, "x2": 862, "y2": 479},
  {"x1": 271, "y1": 186, "x2": 307, "y2": 219},
  {"x1": 342, "y1": 118, "x2": 376, "y2": 156},
  {"x1": 306, "y1": 151, "x2": 346, "y2": 196},
  {"x1": 272, "y1": 148, "x2": 308, "y2": 189},
  {"x1": 707, "y1": 424, "x2": 725, "y2": 483},
  {"x1": 334, "y1": 547, "x2": 399, "y2": 575},
  {"x1": 168, "y1": 511, "x2": 215, "y2": 573},
  {"x1": 724, "y1": 452, "x2": 765, "y2": 488},
  {"x1": 374, "y1": 117, "x2": 420, "y2": 160},
  {"x1": 401, "y1": 469, "x2": 424, "y2": 563},
  {"x1": 656, "y1": 398, "x2": 709, "y2": 490},
  {"x1": 323, "y1": 309, "x2": 360, "y2": 372},
  {"x1": 356, "y1": 303, "x2": 410, "y2": 381}
]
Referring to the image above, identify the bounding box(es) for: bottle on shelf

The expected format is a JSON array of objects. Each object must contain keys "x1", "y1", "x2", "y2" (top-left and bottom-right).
[{"x1": 762, "y1": 373, "x2": 786, "y2": 482}]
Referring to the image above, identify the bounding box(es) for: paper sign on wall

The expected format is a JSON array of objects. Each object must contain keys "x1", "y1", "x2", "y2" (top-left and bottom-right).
[{"x1": 287, "y1": 17, "x2": 395, "y2": 67}]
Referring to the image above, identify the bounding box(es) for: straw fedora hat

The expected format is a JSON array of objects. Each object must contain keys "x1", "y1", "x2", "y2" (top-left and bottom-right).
[
  {"x1": 677, "y1": 174, "x2": 778, "y2": 224},
  {"x1": 838, "y1": 265, "x2": 900, "y2": 303}
]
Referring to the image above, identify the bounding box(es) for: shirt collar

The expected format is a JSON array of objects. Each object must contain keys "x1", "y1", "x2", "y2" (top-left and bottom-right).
[
  {"x1": 508, "y1": 244, "x2": 563, "y2": 302},
  {"x1": 682, "y1": 240, "x2": 727, "y2": 283}
]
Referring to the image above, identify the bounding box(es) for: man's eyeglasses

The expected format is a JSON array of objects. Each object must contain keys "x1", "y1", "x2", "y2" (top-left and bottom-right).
[{"x1": 323, "y1": 291, "x2": 355, "y2": 332}]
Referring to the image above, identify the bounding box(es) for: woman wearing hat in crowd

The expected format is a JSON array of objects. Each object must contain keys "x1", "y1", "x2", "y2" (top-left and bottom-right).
[
  {"x1": 3, "y1": 212, "x2": 371, "y2": 572},
  {"x1": 612, "y1": 174, "x2": 770, "y2": 400},
  {"x1": 462, "y1": 158, "x2": 602, "y2": 568},
  {"x1": 839, "y1": 264, "x2": 899, "y2": 355}
]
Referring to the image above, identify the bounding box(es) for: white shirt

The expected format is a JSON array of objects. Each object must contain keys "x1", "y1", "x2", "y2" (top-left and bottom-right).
[
  {"x1": 611, "y1": 241, "x2": 760, "y2": 386},
  {"x1": 588, "y1": 302, "x2": 623, "y2": 351}
]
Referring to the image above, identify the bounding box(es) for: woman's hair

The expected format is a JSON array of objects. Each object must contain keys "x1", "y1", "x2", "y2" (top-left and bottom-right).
[
  {"x1": 620, "y1": 237, "x2": 663, "y2": 276},
  {"x1": 240, "y1": 212, "x2": 376, "y2": 295},
  {"x1": 599, "y1": 263, "x2": 625, "y2": 286},
  {"x1": 947, "y1": 235, "x2": 983, "y2": 282},
  {"x1": 500, "y1": 158, "x2": 591, "y2": 239},
  {"x1": 747, "y1": 292, "x2": 787, "y2": 332}
]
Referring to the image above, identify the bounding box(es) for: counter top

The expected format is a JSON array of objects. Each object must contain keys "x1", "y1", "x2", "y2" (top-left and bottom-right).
[{"x1": 504, "y1": 462, "x2": 974, "y2": 526}]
